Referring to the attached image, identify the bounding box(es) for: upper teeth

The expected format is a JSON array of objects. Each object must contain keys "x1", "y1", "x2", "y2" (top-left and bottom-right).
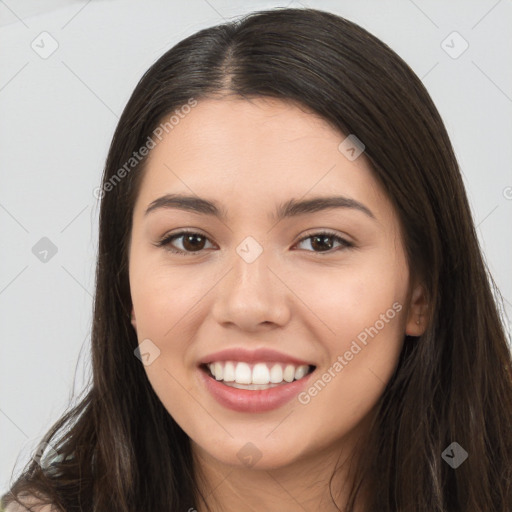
[{"x1": 207, "y1": 361, "x2": 310, "y2": 385}]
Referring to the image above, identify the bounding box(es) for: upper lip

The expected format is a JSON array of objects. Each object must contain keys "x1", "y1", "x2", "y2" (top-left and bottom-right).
[{"x1": 198, "y1": 347, "x2": 315, "y2": 367}]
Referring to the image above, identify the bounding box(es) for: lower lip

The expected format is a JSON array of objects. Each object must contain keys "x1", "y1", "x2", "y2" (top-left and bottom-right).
[{"x1": 198, "y1": 367, "x2": 314, "y2": 413}]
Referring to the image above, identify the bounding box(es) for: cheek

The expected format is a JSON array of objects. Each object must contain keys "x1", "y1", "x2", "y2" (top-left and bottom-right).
[
  {"x1": 293, "y1": 300, "x2": 405, "y2": 452},
  {"x1": 295, "y1": 257, "x2": 406, "y2": 343},
  {"x1": 130, "y1": 254, "x2": 206, "y2": 337},
  {"x1": 129, "y1": 264, "x2": 200, "y2": 424},
  {"x1": 292, "y1": 255, "x2": 407, "y2": 414},
  {"x1": 129, "y1": 258, "x2": 204, "y2": 401}
]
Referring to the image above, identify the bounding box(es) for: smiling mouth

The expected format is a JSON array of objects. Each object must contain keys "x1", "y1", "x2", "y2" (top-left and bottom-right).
[{"x1": 201, "y1": 361, "x2": 316, "y2": 390}]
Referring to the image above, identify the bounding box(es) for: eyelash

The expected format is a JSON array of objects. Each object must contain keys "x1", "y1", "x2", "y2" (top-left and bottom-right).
[{"x1": 155, "y1": 229, "x2": 354, "y2": 256}]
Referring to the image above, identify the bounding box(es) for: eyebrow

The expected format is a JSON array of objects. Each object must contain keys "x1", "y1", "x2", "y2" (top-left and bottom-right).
[{"x1": 144, "y1": 193, "x2": 376, "y2": 222}]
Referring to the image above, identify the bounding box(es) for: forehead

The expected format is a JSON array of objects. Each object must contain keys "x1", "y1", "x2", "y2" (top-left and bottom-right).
[
  {"x1": 146, "y1": 96, "x2": 359, "y2": 171},
  {"x1": 134, "y1": 97, "x2": 392, "y2": 225}
]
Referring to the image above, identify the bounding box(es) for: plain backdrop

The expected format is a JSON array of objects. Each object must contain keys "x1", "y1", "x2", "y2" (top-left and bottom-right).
[{"x1": 1, "y1": 0, "x2": 511, "y2": 493}]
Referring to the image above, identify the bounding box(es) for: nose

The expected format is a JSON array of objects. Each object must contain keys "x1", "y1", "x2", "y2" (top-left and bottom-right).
[{"x1": 211, "y1": 246, "x2": 291, "y2": 332}]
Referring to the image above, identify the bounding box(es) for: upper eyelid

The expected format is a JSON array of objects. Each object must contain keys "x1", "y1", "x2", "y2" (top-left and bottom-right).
[
  {"x1": 159, "y1": 229, "x2": 215, "y2": 245},
  {"x1": 159, "y1": 228, "x2": 348, "y2": 241}
]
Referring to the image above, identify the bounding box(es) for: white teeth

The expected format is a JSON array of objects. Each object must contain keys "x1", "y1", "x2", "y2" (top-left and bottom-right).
[
  {"x1": 252, "y1": 363, "x2": 270, "y2": 384},
  {"x1": 223, "y1": 361, "x2": 236, "y2": 382},
  {"x1": 269, "y1": 364, "x2": 283, "y2": 383},
  {"x1": 207, "y1": 360, "x2": 312, "y2": 385},
  {"x1": 294, "y1": 365, "x2": 308, "y2": 380},
  {"x1": 224, "y1": 382, "x2": 281, "y2": 390},
  {"x1": 283, "y1": 364, "x2": 296, "y2": 383},
  {"x1": 234, "y1": 362, "x2": 252, "y2": 384},
  {"x1": 214, "y1": 362, "x2": 223, "y2": 381}
]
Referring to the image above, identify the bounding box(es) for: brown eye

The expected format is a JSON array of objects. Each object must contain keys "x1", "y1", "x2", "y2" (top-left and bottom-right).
[
  {"x1": 157, "y1": 231, "x2": 214, "y2": 255},
  {"x1": 310, "y1": 235, "x2": 335, "y2": 252},
  {"x1": 156, "y1": 230, "x2": 353, "y2": 256},
  {"x1": 295, "y1": 232, "x2": 354, "y2": 253},
  {"x1": 181, "y1": 233, "x2": 207, "y2": 251}
]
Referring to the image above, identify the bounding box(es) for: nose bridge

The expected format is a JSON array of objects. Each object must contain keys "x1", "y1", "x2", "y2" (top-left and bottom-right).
[
  {"x1": 212, "y1": 235, "x2": 290, "y2": 328},
  {"x1": 230, "y1": 236, "x2": 274, "y2": 302},
  {"x1": 234, "y1": 238, "x2": 270, "y2": 291}
]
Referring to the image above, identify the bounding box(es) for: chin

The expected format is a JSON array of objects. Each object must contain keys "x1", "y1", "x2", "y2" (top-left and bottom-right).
[{"x1": 194, "y1": 432, "x2": 310, "y2": 471}]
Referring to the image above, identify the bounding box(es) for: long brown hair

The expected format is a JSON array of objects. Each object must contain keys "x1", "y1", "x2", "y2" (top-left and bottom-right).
[{"x1": 2, "y1": 7, "x2": 511, "y2": 511}]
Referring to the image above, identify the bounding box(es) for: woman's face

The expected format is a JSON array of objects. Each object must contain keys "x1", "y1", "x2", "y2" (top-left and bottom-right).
[{"x1": 128, "y1": 96, "x2": 425, "y2": 470}]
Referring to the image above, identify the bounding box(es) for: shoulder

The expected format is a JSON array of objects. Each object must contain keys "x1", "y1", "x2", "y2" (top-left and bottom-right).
[{"x1": 3, "y1": 495, "x2": 59, "y2": 512}]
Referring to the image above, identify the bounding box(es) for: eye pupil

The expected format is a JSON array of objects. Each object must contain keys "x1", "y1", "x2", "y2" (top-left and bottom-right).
[
  {"x1": 183, "y1": 234, "x2": 205, "y2": 251},
  {"x1": 311, "y1": 235, "x2": 333, "y2": 252}
]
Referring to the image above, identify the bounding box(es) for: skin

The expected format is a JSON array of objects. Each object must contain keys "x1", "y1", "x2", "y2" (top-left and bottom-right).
[{"x1": 128, "y1": 96, "x2": 427, "y2": 511}]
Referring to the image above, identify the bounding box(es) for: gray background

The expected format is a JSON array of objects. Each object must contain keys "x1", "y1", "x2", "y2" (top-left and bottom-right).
[{"x1": 1, "y1": 0, "x2": 511, "y2": 492}]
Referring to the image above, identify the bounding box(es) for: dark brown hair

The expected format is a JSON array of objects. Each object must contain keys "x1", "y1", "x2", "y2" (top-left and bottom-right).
[{"x1": 2, "y1": 7, "x2": 511, "y2": 511}]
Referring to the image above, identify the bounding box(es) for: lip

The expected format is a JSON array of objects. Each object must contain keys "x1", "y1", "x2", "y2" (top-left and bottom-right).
[
  {"x1": 197, "y1": 364, "x2": 315, "y2": 413},
  {"x1": 198, "y1": 347, "x2": 314, "y2": 366}
]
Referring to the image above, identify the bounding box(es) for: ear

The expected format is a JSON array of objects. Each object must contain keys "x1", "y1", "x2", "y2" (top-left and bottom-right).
[
  {"x1": 130, "y1": 308, "x2": 137, "y2": 330},
  {"x1": 404, "y1": 281, "x2": 429, "y2": 337}
]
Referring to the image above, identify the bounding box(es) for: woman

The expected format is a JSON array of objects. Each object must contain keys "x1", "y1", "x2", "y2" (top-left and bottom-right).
[{"x1": 2, "y1": 7, "x2": 511, "y2": 512}]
